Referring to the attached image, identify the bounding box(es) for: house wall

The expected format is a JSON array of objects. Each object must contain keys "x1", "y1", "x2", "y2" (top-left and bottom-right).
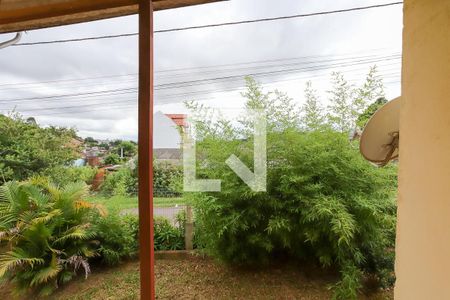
[
  {"x1": 153, "y1": 111, "x2": 181, "y2": 149},
  {"x1": 395, "y1": 0, "x2": 450, "y2": 298}
]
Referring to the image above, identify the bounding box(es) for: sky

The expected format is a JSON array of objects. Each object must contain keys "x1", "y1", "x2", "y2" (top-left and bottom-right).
[{"x1": 0, "y1": 0, "x2": 403, "y2": 141}]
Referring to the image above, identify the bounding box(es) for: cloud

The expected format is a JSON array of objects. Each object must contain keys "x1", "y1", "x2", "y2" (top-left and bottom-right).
[{"x1": 0, "y1": 0, "x2": 402, "y2": 140}]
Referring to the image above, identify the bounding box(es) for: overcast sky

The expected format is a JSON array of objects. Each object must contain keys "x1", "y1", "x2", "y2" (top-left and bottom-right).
[{"x1": 0, "y1": 0, "x2": 403, "y2": 140}]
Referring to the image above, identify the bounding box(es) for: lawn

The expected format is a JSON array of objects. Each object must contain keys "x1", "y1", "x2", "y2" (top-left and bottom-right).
[
  {"x1": 87, "y1": 195, "x2": 186, "y2": 213},
  {"x1": 43, "y1": 256, "x2": 392, "y2": 300}
]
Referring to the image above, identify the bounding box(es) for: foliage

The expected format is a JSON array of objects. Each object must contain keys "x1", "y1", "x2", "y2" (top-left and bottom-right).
[
  {"x1": 241, "y1": 76, "x2": 301, "y2": 132},
  {"x1": 84, "y1": 137, "x2": 98, "y2": 146},
  {"x1": 0, "y1": 113, "x2": 78, "y2": 184},
  {"x1": 0, "y1": 180, "x2": 104, "y2": 296},
  {"x1": 354, "y1": 66, "x2": 385, "y2": 116},
  {"x1": 194, "y1": 130, "x2": 397, "y2": 298},
  {"x1": 103, "y1": 153, "x2": 121, "y2": 165},
  {"x1": 187, "y1": 75, "x2": 397, "y2": 299},
  {"x1": 356, "y1": 97, "x2": 388, "y2": 128},
  {"x1": 100, "y1": 162, "x2": 182, "y2": 198},
  {"x1": 301, "y1": 81, "x2": 325, "y2": 131},
  {"x1": 117, "y1": 141, "x2": 137, "y2": 158},
  {"x1": 154, "y1": 217, "x2": 184, "y2": 251},
  {"x1": 326, "y1": 72, "x2": 355, "y2": 132},
  {"x1": 154, "y1": 162, "x2": 183, "y2": 197},
  {"x1": 89, "y1": 214, "x2": 139, "y2": 265},
  {"x1": 100, "y1": 167, "x2": 137, "y2": 197},
  {"x1": 327, "y1": 66, "x2": 385, "y2": 132},
  {"x1": 42, "y1": 166, "x2": 97, "y2": 187}
]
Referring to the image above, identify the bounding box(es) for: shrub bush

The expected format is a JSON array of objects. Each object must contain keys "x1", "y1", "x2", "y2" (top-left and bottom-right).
[
  {"x1": 154, "y1": 217, "x2": 184, "y2": 251},
  {"x1": 0, "y1": 113, "x2": 78, "y2": 184},
  {"x1": 89, "y1": 214, "x2": 139, "y2": 265},
  {"x1": 193, "y1": 129, "x2": 397, "y2": 299},
  {"x1": 153, "y1": 162, "x2": 182, "y2": 197},
  {"x1": 100, "y1": 162, "x2": 182, "y2": 197},
  {"x1": 0, "y1": 180, "x2": 104, "y2": 296},
  {"x1": 103, "y1": 153, "x2": 121, "y2": 165},
  {"x1": 100, "y1": 167, "x2": 137, "y2": 196},
  {"x1": 43, "y1": 165, "x2": 97, "y2": 187}
]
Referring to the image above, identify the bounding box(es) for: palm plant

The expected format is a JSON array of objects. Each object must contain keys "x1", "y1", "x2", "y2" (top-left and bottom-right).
[{"x1": 0, "y1": 180, "x2": 104, "y2": 296}]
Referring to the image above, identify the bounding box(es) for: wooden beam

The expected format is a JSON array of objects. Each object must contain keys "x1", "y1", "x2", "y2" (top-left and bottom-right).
[
  {"x1": 0, "y1": 0, "x2": 226, "y2": 34},
  {"x1": 138, "y1": 0, "x2": 155, "y2": 299}
]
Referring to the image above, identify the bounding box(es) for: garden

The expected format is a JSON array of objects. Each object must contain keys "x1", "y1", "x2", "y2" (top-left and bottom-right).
[{"x1": 0, "y1": 69, "x2": 397, "y2": 299}]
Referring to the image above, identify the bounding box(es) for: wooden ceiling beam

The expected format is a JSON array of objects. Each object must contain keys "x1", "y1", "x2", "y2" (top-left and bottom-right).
[{"x1": 0, "y1": 0, "x2": 224, "y2": 33}]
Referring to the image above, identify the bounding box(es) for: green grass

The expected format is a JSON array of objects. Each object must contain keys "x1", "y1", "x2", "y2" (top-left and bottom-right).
[{"x1": 87, "y1": 195, "x2": 186, "y2": 213}]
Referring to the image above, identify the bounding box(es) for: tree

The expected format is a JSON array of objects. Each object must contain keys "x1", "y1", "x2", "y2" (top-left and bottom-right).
[
  {"x1": 241, "y1": 77, "x2": 300, "y2": 133},
  {"x1": 104, "y1": 153, "x2": 121, "y2": 165},
  {"x1": 0, "y1": 113, "x2": 78, "y2": 183},
  {"x1": 327, "y1": 72, "x2": 354, "y2": 132},
  {"x1": 327, "y1": 66, "x2": 386, "y2": 132},
  {"x1": 117, "y1": 141, "x2": 137, "y2": 158},
  {"x1": 188, "y1": 79, "x2": 397, "y2": 299},
  {"x1": 84, "y1": 136, "x2": 98, "y2": 147},
  {"x1": 98, "y1": 142, "x2": 110, "y2": 150},
  {"x1": 354, "y1": 66, "x2": 385, "y2": 117},
  {"x1": 356, "y1": 97, "x2": 388, "y2": 128},
  {"x1": 301, "y1": 81, "x2": 325, "y2": 130}
]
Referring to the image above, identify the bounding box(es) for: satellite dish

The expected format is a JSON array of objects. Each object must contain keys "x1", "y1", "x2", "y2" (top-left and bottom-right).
[{"x1": 360, "y1": 97, "x2": 401, "y2": 167}]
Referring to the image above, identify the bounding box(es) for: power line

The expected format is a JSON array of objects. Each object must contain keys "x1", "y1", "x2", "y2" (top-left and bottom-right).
[
  {"x1": 11, "y1": 2, "x2": 403, "y2": 47},
  {"x1": 0, "y1": 54, "x2": 400, "y2": 103},
  {"x1": 0, "y1": 49, "x2": 401, "y2": 90},
  {"x1": 2, "y1": 66, "x2": 401, "y2": 114},
  {"x1": 0, "y1": 49, "x2": 400, "y2": 88}
]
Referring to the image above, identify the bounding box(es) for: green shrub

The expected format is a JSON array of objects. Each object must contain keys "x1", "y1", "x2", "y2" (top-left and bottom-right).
[
  {"x1": 153, "y1": 162, "x2": 182, "y2": 197},
  {"x1": 0, "y1": 180, "x2": 103, "y2": 296},
  {"x1": 42, "y1": 166, "x2": 97, "y2": 187},
  {"x1": 154, "y1": 217, "x2": 184, "y2": 251},
  {"x1": 100, "y1": 162, "x2": 182, "y2": 198},
  {"x1": 0, "y1": 113, "x2": 78, "y2": 184},
  {"x1": 89, "y1": 214, "x2": 139, "y2": 265},
  {"x1": 104, "y1": 153, "x2": 121, "y2": 165},
  {"x1": 193, "y1": 130, "x2": 397, "y2": 299},
  {"x1": 100, "y1": 167, "x2": 136, "y2": 196}
]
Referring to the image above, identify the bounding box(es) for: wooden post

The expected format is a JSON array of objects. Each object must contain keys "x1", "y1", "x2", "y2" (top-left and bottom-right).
[{"x1": 138, "y1": 0, "x2": 155, "y2": 299}]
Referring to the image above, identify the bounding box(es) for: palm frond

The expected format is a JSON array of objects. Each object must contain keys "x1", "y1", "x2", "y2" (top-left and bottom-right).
[
  {"x1": 0, "y1": 249, "x2": 45, "y2": 277},
  {"x1": 75, "y1": 200, "x2": 107, "y2": 217},
  {"x1": 31, "y1": 209, "x2": 62, "y2": 225},
  {"x1": 23, "y1": 184, "x2": 51, "y2": 210},
  {"x1": 53, "y1": 224, "x2": 93, "y2": 245},
  {"x1": 62, "y1": 182, "x2": 88, "y2": 202},
  {"x1": 44, "y1": 182, "x2": 62, "y2": 202},
  {"x1": 0, "y1": 226, "x2": 20, "y2": 242},
  {"x1": 63, "y1": 255, "x2": 91, "y2": 279},
  {"x1": 0, "y1": 214, "x2": 16, "y2": 229},
  {"x1": 77, "y1": 245, "x2": 97, "y2": 258},
  {"x1": 0, "y1": 182, "x2": 19, "y2": 205},
  {"x1": 30, "y1": 253, "x2": 62, "y2": 287}
]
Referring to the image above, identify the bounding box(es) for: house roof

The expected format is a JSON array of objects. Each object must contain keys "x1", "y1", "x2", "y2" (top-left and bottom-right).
[
  {"x1": 165, "y1": 114, "x2": 187, "y2": 127},
  {"x1": 0, "y1": 0, "x2": 225, "y2": 33}
]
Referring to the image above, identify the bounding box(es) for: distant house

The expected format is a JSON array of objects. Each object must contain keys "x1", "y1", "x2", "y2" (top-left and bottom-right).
[{"x1": 153, "y1": 112, "x2": 186, "y2": 164}]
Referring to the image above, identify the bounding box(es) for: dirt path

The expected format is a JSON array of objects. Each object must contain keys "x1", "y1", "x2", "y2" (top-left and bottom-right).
[{"x1": 49, "y1": 256, "x2": 393, "y2": 300}]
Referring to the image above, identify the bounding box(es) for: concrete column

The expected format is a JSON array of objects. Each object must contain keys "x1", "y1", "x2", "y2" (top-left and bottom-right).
[{"x1": 396, "y1": 1, "x2": 450, "y2": 299}]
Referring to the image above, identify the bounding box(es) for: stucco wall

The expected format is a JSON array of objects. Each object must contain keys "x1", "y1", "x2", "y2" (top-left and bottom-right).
[{"x1": 395, "y1": 0, "x2": 450, "y2": 298}]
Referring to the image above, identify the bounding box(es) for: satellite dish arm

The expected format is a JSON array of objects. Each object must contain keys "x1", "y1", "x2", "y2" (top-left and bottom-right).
[
  {"x1": 378, "y1": 131, "x2": 399, "y2": 167},
  {"x1": 0, "y1": 32, "x2": 22, "y2": 49}
]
